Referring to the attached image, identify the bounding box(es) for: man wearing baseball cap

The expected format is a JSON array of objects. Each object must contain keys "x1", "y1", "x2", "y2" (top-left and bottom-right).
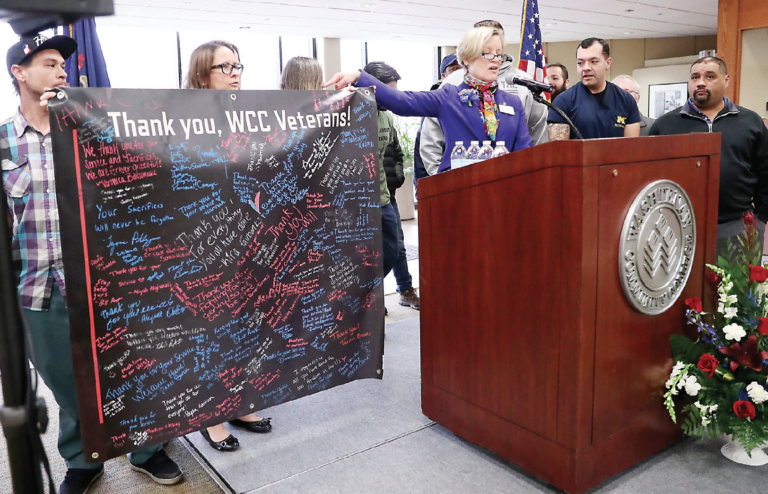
[{"x1": 2, "y1": 33, "x2": 184, "y2": 494}]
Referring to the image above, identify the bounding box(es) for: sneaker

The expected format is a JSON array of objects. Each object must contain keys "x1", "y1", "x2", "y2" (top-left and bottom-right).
[
  {"x1": 398, "y1": 288, "x2": 420, "y2": 310},
  {"x1": 58, "y1": 467, "x2": 103, "y2": 494},
  {"x1": 130, "y1": 449, "x2": 183, "y2": 485}
]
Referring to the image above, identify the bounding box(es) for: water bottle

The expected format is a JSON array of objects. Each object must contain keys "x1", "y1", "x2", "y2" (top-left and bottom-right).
[
  {"x1": 478, "y1": 140, "x2": 493, "y2": 160},
  {"x1": 492, "y1": 141, "x2": 509, "y2": 158},
  {"x1": 450, "y1": 141, "x2": 468, "y2": 169},
  {"x1": 466, "y1": 141, "x2": 480, "y2": 161}
]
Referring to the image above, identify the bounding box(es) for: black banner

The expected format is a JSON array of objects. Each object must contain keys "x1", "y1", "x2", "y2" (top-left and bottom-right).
[{"x1": 49, "y1": 87, "x2": 384, "y2": 461}]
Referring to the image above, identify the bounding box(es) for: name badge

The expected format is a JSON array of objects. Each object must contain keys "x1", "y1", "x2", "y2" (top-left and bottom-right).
[{"x1": 499, "y1": 105, "x2": 515, "y2": 116}]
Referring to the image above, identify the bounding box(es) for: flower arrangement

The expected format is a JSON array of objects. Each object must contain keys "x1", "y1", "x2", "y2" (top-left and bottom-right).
[{"x1": 664, "y1": 212, "x2": 768, "y2": 455}]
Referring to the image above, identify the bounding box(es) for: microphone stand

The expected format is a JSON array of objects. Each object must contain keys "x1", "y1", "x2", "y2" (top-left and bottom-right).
[
  {"x1": 0, "y1": 185, "x2": 54, "y2": 493},
  {"x1": 530, "y1": 90, "x2": 585, "y2": 140}
]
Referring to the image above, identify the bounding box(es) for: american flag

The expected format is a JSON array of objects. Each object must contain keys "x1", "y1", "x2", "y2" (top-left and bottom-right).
[{"x1": 517, "y1": 0, "x2": 547, "y2": 85}]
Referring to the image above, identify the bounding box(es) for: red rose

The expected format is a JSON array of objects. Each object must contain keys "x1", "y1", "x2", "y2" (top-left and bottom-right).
[
  {"x1": 685, "y1": 297, "x2": 703, "y2": 313},
  {"x1": 705, "y1": 269, "x2": 721, "y2": 286},
  {"x1": 697, "y1": 354, "x2": 719, "y2": 379},
  {"x1": 758, "y1": 317, "x2": 768, "y2": 336},
  {"x1": 750, "y1": 265, "x2": 768, "y2": 283},
  {"x1": 733, "y1": 400, "x2": 756, "y2": 420}
]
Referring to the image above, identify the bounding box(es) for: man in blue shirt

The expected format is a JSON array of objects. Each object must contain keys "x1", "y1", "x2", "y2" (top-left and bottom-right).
[{"x1": 548, "y1": 38, "x2": 641, "y2": 140}]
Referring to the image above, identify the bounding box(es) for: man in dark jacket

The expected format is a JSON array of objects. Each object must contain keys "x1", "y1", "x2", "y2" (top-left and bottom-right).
[
  {"x1": 649, "y1": 56, "x2": 768, "y2": 254},
  {"x1": 364, "y1": 61, "x2": 420, "y2": 310}
]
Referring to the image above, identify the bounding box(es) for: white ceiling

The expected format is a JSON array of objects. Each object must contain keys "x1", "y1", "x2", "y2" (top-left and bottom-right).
[{"x1": 103, "y1": 0, "x2": 718, "y2": 44}]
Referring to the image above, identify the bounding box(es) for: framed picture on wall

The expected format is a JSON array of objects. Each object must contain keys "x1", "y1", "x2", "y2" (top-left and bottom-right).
[{"x1": 648, "y1": 83, "x2": 688, "y2": 119}]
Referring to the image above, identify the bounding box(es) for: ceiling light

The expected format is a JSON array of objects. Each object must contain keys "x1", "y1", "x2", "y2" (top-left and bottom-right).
[
  {"x1": 360, "y1": 2, "x2": 375, "y2": 7},
  {"x1": 179, "y1": 1, "x2": 192, "y2": 4},
  {"x1": 392, "y1": 35, "x2": 401, "y2": 38},
  {"x1": 240, "y1": 26, "x2": 251, "y2": 29},
  {"x1": 545, "y1": 23, "x2": 555, "y2": 26},
  {"x1": 623, "y1": 31, "x2": 633, "y2": 34}
]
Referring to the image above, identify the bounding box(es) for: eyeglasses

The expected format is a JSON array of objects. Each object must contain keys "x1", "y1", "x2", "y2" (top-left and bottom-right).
[
  {"x1": 480, "y1": 53, "x2": 504, "y2": 61},
  {"x1": 211, "y1": 63, "x2": 244, "y2": 75},
  {"x1": 622, "y1": 88, "x2": 639, "y2": 97}
]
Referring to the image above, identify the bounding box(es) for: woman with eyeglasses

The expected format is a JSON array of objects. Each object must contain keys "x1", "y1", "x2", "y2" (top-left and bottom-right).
[
  {"x1": 183, "y1": 40, "x2": 273, "y2": 452},
  {"x1": 324, "y1": 27, "x2": 532, "y2": 173}
]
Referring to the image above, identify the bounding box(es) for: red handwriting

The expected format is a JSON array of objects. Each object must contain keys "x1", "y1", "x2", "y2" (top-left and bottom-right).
[
  {"x1": 362, "y1": 292, "x2": 376, "y2": 311},
  {"x1": 221, "y1": 133, "x2": 250, "y2": 163},
  {"x1": 250, "y1": 370, "x2": 280, "y2": 391},
  {"x1": 143, "y1": 243, "x2": 191, "y2": 262},
  {"x1": 287, "y1": 338, "x2": 308, "y2": 348},
  {"x1": 121, "y1": 358, "x2": 157, "y2": 378},
  {"x1": 265, "y1": 128, "x2": 287, "y2": 149},
  {"x1": 308, "y1": 249, "x2": 324, "y2": 262},
  {"x1": 215, "y1": 395, "x2": 242, "y2": 417},
  {"x1": 327, "y1": 289, "x2": 346, "y2": 302},
  {"x1": 363, "y1": 153, "x2": 377, "y2": 179},
  {"x1": 96, "y1": 326, "x2": 128, "y2": 353},
  {"x1": 218, "y1": 367, "x2": 243, "y2": 389}
]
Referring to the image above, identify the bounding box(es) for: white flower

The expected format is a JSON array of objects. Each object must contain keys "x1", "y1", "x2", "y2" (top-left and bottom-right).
[
  {"x1": 723, "y1": 323, "x2": 746, "y2": 341},
  {"x1": 727, "y1": 294, "x2": 738, "y2": 304},
  {"x1": 747, "y1": 382, "x2": 768, "y2": 404},
  {"x1": 758, "y1": 284, "x2": 768, "y2": 297},
  {"x1": 720, "y1": 293, "x2": 728, "y2": 302},
  {"x1": 670, "y1": 361, "x2": 685, "y2": 378},
  {"x1": 682, "y1": 376, "x2": 701, "y2": 396},
  {"x1": 702, "y1": 417, "x2": 711, "y2": 426},
  {"x1": 718, "y1": 303, "x2": 725, "y2": 313},
  {"x1": 724, "y1": 307, "x2": 738, "y2": 319},
  {"x1": 726, "y1": 282, "x2": 734, "y2": 291}
]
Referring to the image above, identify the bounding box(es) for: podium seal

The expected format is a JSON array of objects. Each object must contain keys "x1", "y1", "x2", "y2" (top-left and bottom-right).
[{"x1": 619, "y1": 180, "x2": 696, "y2": 315}]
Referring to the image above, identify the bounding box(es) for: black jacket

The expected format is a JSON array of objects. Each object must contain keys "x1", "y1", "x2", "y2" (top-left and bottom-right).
[
  {"x1": 649, "y1": 98, "x2": 768, "y2": 223},
  {"x1": 383, "y1": 133, "x2": 405, "y2": 196}
]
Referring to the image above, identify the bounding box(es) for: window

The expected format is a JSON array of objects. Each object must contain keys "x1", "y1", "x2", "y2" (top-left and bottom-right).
[
  {"x1": 96, "y1": 24, "x2": 178, "y2": 89},
  {"x1": 280, "y1": 36, "x2": 313, "y2": 72},
  {"x1": 340, "y1": 39, "x2": 365, "y2": 73},
  {"x1": 366, "y1": 40, "x2": 435, "y2": 91}
]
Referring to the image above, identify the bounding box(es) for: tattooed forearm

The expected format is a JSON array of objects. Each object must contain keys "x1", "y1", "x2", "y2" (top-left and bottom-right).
[{"x1": 548, "y1": 123, "x2": 570, "y2": 141}]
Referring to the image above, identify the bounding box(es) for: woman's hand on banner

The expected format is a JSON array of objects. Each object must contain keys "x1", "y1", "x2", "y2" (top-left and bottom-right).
[{"x1": 323, "y1": 70, "x2": 362, "y2": 91}]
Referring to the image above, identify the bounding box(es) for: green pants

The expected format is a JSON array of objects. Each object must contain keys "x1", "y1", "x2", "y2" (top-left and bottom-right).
[{"x1": 24, "y1": 283, "x2": 161, "y2": 470}]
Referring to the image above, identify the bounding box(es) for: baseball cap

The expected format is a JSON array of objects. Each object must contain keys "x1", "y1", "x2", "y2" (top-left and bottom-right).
[
  {"x1": 440, "y1": 54, "x2": 459, "y2": 75},
  {"x1": 7, "y1": 34, "x2": 78, "y2": 77}
]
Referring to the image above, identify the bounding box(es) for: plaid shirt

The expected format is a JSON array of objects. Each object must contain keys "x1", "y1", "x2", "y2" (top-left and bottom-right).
[{"x1": 1, "y1": 109, "x2": 66, "y2": 311}]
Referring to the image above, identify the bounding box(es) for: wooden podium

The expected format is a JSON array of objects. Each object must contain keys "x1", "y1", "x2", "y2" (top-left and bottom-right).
[{"x1": 417, "y1": 134, "x2": 720, "y2": 494}]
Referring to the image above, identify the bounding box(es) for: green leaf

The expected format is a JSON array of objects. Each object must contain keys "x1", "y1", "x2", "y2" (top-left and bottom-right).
[{"x1": 670, "y1": 334, "x2": 696, "y2": 362}]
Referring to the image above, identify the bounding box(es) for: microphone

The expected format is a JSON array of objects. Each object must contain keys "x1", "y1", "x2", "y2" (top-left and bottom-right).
[{"x1": 511, "y1": 76, "x2": 554, "y2": 94}]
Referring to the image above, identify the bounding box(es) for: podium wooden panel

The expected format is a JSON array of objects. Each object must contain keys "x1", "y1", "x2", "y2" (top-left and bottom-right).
[{"x1": 418, "y1": 134, "x2": 720, "y2": 494}]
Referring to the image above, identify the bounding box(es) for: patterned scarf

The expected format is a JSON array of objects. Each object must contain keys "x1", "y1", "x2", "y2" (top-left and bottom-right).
[{"x1": 463, "y1": 73, "x2": 499, "y2": 141}]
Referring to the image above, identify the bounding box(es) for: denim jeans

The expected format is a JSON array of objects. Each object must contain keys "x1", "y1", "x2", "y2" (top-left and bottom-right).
[
  {"x1": 389, "y1": 197, "x2": 413, "y2": 293},
  {"x1": 381, "y1": 203, "x2": 400, "y2": 278}
]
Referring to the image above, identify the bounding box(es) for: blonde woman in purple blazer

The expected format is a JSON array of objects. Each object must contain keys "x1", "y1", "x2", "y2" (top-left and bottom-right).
[{"x1": 325, "y1": 27, "x2": 532, "y2": 172}]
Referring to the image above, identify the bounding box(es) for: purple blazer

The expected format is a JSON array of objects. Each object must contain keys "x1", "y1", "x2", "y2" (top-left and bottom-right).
[{"x1": 356, "y1": 70, "x2": 532, "y2": 173}]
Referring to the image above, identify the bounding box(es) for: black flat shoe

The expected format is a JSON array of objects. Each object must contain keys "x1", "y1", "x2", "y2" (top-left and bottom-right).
[
  {"x1": 200, "y1": 428, "x2": 239, "y2": 452},
  {"x1": 229, "y1": 417, "x2": 272, "y2": 433}
]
